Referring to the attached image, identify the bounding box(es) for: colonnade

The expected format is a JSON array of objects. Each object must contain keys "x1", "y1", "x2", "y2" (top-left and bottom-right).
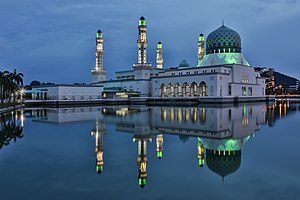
[{"x1": 160, "y1": 81, "x2": 207, "y2": 97}]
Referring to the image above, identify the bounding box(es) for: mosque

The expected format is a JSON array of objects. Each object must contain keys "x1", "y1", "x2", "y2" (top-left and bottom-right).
[
  {"x1": 93, "y1": 16, "x2": 266, "y2": 101},
  {"x1": 29, "y1": 16, "x2": 267, "y2": 103}
]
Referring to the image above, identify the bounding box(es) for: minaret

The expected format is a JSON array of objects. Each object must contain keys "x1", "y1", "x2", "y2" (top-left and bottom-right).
[
  {"x1": 133, "y1": 16, "x2": 152, "y2": 80},
  {"x1": 156, "y1": 134, "x2": 163, "y2": 159},
  {"x1": 137, "y1": 16, "x2": 148, "y2": 64},
  {"x1": 197, "y1": 139, "x2": 205, "y2": 167},
  {"x1": 91, "y1": 29, "x2": 107, "y2": 83},
  {"x1": 197, "y1": 33, "x2": 205, "y2": 65},
  {"x1": 91, "y1": 120, "x2": 106, "y2": 174},
  {"x1": 156, "y1": 42, "x2": 163, "y2": 69}
]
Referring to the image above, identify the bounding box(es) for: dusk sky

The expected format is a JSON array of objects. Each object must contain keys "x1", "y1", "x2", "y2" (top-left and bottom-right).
[{"x1": 0, "y1": 0, "x2": 299, "y2": 84}]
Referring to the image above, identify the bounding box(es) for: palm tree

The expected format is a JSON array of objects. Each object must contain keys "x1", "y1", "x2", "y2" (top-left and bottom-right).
[
  {"x1": 9, "y1": 69, "x2": 24, "y2": 102},
  {"x1": 0, "y1": 70, "x2": 9, "y2": 103},
  {"x1": 0, "y1": 69, "x2": 24, "y2": 103}
]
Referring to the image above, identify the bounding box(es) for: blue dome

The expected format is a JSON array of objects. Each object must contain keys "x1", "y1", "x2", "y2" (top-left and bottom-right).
[
  {"x1": 178, "y1": 59, "x2": 190, "y2": 68},
  {"x1": 206, "y1": 25, "x2": 241, "y2": 54}
]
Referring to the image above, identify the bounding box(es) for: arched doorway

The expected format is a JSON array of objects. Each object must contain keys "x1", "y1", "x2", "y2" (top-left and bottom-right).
[
  {"x1": 182, "y1": 82, "x2": 189, "y2": 97},
  {"x1": 160, "y1": 83, "x2": 166, "y2": 97},
  {"x1": 167, "y1": 83, "x2": 173, "y2": 97},
  {"x1": 199, "y1": 81, "x2": 207, "y2": 96},
  {"x1": 174, "y1": 83, "x2": 181, "y2": 97},
  {"x1": 191, "y1": 82, "x2": 198, "y2": 96}
]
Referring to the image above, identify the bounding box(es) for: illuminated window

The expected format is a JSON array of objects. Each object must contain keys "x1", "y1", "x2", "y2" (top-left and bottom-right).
[{"x1": 242, "y1": 87, "x2": 247, "y2": 96}]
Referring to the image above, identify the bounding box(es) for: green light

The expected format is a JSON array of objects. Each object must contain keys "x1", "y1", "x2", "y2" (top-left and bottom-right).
[
  {"x1": 96, "y1": 32, "x2": 102, "y2": 38},
  {"x1": 199, "y1": 36, "x2": 205, "y2": 42},
  {"x1": 198, "y1": 159, "x2": 205, "y2": 166},
  {"x1": 138, "y1": 178, "x2": 147, "y2": 187},
  {"x1": 157, "y1": 151, "x2": 163, "y2": 158},
  {"x1": 198, "y1": 53, "x2": 250, "y2": 67},
  {"x1": 96, "y1": 165, "x2": 103, "y2": 172},
  {"x1": 157, "y1": 43, "x2": 162, "y2": 49},
  {"x1": 139, "y1": 20, "x2": 147, "y2": 26}
]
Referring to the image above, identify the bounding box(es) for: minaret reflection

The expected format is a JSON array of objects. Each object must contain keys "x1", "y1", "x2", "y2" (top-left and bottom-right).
[
  {"x1": 156, "y1": 134, "x2": 163, "y2": 159},
  {"x1": 133, "y1": 135, "x2": 152, "y2": 188},
  {"x1": 197, "y1": 139, "x2": 205, "y2": 167},
  {"x1": 91, "y1": 120, "x2": 106, "y2": 174}
]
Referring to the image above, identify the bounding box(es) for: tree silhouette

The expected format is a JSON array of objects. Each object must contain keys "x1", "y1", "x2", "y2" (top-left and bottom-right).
[{"x1": 0, "y1": 114, "x2": 24, "y2": 149}]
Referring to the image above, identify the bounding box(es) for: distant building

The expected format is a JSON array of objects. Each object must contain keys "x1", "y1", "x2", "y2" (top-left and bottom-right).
[{"x1": 256, "y1": 68, "x2": 275, "y2": 95}]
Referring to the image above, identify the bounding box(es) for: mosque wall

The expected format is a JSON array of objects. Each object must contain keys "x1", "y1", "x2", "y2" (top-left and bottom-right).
[{"x1": 32, "y1": 85, "x2": 103, "y2": 101}]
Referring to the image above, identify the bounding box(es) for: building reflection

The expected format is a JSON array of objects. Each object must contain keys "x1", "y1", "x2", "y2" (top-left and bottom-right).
[
  {"x1": 98, "y1": 102, "x2": 296, "y2": 186},
  {"x1": 198, "y1": 136, "x2": 249, "y2": 182},
  {"x1": 26, "y1": 102, "x2": 300, "y2": 187}
]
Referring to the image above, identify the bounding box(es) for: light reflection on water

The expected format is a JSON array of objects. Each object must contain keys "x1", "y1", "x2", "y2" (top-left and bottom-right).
[{"x1": 0, "y1": 102, "x2": 300, "y2": 199}]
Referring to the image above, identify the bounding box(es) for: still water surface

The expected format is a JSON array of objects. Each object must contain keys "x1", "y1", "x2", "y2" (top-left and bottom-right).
[{"x1": 0, "y1": 102, "x2": 300, "y2": 200}]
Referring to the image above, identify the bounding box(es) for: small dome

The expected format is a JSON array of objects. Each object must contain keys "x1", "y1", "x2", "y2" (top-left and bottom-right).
[
  {"x1": 158, "y1": 41, "x2": 162, "y2": 44},
  {"x1": 178, "y1": 59, "x2": 190, "y2": 68},
  {"x1": 140, "y1": 16, "x2": 145, "y2": 20},
  {"x1": 206, "y1": 25, "x2": 241, "y2": 54},
  {"x1": 199, "y1": 33, "x2": 204, "y2": 36},
  {"x1": 97, "y1": 29, "x2": 102, "y2": 33}
]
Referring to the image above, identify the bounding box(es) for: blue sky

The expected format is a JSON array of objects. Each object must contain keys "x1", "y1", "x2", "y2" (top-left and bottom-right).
[{"x1": 0, "y1": 0, "x2": 299, "y2": 84}]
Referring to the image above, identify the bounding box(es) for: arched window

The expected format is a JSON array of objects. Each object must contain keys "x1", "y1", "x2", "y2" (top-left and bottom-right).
[
  {"x1": 182, "y1": 82, "x2": 189, "y2": 97},
  {"x1": 160, "y1": 83, "x2": 166, "y2": 97},
  {"x1": 175, "y1": 83, "x2": 181, "y2": 97},
  {"x1": 199, "y1": 81, "x2": 207, "y2": 96},
  {"x1": 191, "y1": 82, "x2": 198, "y2": 96}
]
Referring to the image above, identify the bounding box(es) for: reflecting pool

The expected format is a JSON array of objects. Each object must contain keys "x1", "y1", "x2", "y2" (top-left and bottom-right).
[{"x1": 1, "y1": 102, "x2": 300, "y2": 199}]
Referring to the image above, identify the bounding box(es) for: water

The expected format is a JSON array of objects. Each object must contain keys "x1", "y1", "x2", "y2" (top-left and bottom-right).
[{"x1": 0, "y1": 102, "x2": 300, "y2": 200}]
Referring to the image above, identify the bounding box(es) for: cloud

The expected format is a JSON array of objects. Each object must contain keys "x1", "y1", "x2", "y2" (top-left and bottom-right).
[{"x1": 0, "y1": 0, "x2": 299, "y2": 83}]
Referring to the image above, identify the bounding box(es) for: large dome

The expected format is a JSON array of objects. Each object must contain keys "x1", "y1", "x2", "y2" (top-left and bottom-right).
[{"x1": 206, "y1": 25, "x2": 241, "y2": 55}]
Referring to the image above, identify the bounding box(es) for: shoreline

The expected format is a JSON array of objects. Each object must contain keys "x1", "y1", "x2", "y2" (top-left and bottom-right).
[
  {"x1": 24, "y1": 96, "x2": 278, "y2": 108},
  {"x1": 0, "y1": 104, "x2": 26, "y2": 114}
]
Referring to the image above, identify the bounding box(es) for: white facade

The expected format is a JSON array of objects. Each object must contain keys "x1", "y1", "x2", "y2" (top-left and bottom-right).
[{"x1": 31, "y1": 85, "x2": 103, "y2": 101}]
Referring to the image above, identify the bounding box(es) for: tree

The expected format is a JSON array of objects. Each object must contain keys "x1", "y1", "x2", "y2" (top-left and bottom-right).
[
  {"x1": 9, "y1": 69, "x2": 24, "y2": 102},
  {"x1": 0, "y1": 69, "x2": 24, "y2": 103},
  {"x1": 30, "y1": 80, "x2": 41, "y2": 86},
  {"x1": 0, "y1": 70, "x2": 9, "y2": 103},
  {"x1": 0, "y1": 114, "x2": 24, "y2": 149}
]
